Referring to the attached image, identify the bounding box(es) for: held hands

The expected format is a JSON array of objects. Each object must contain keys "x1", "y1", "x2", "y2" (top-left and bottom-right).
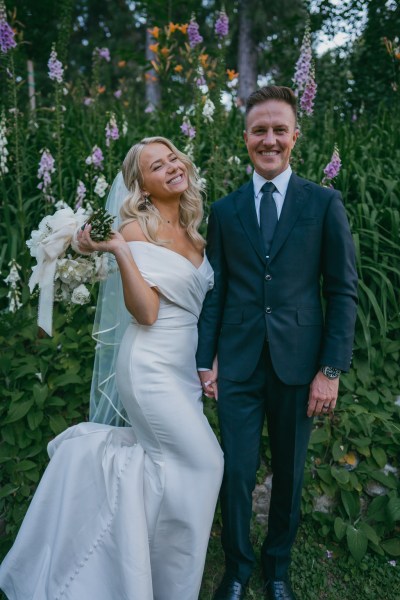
[
  {"x1": 76, "y1": 223, "x2": 126, "y2": 255},
  {"x1": 198, "y1": 356, "x2": 218, "y2": 400},
  {"x1": 307, "y1": 370, "x2": 339, "y2": 417}
]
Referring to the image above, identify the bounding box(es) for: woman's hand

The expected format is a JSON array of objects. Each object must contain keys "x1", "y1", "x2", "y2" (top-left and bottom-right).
[{"x1": 76, "y1": 223, "x2": 126, "y2": 255}]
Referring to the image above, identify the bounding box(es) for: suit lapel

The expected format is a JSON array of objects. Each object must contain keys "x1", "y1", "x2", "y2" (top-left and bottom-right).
[
  {"x1": 235, "y1": 181, "x2": 266, "y2": 264},
  {"x1": 268, "y1": 173, "x2": 307, "y2": 263}
]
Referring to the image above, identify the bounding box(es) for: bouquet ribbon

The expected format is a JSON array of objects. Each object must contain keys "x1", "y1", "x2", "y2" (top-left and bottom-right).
[{"x1": 28, "y1": 209, "x2": 86, "y2": 336}]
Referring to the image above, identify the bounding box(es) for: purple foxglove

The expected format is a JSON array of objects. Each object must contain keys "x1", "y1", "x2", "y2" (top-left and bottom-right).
[
  {"x1": 215, "y1": 11, "x2": 229, "y2": 38},
  {"x1": 187, "y1": 19, "x2": 203, "y2": 48},
  {"x1": 48, "y1": 47, "x2": 64, "y2": 83},
  {"x1": 300, "y1": 66, "x2": 317, "y2": 116},
  {"x1": 105, "y1": 113, "x2": 119, "y2": 147},
  {"x1": 37, "y1": 149, "x2": 55, "y2": 202},
  {"x1": 293, "y1": 24, "x2": 311, "y2": 94},
  {"x1": 0, "y1": 2, "x2": 16, "y2": 53},
  {"x1": 322, "y1": 145, "x2": 341, "y2": 185}
]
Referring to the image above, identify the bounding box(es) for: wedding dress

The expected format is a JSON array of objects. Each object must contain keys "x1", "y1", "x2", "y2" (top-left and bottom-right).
[{"x1": 0, "y1": 242, "x2": 224, "y2": 600}]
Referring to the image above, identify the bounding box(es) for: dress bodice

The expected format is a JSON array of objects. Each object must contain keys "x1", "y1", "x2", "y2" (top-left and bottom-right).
[{"x1": 128, "y1": 242, "x2": 213, "y2": 327}]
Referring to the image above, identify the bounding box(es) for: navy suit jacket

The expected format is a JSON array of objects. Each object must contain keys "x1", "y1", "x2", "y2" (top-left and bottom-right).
[{"x1": 196, "y1": 173, "x2": 358, "y2": 386}]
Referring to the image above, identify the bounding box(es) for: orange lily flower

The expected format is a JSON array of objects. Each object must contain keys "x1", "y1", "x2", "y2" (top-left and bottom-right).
[
  {"x1": 227, "y1": 69, "x2": 239, "y2": 81},
  {"x1": 149, "y1": 43, "x2": 159, "y2": 54},
  {"x1": 161, "y1": 47, "x2": 170, "y2": 56},
  {"x1": 178, "y1": 24, "x2": 188, "y2": 34},
  {"x1": 97, "y1": 85, "x2": 106, "y2": 94},
  {"x1": 169, "y1": 22, "x2": 179, "y2": 34},
  {"x1": 118, "y1": 60, "x2": 126, "y2": 67},
  {"x1": 148, "y1": 27, "x2": 160, "y2": 39},
  {"x1": 199, "y1": 54, "x2": 209, "y2": 67},
  {"x1": 174, "y1": 65, "x2": 183, "y2": 73}
]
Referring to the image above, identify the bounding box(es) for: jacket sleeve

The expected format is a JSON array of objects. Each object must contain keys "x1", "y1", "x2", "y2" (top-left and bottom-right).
[
  {"x1": 319, "y1": 192, "x2": 358, "y2": 371},
  {"x1": 196, "y1": 205, "x2": 228, "y2": 370}
]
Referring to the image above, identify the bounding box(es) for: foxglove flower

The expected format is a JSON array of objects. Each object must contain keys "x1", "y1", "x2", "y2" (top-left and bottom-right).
[
  {"x1": 75, "y1": 180, "x2": 86, "y2": 209},
  {"x1": 4, "y1": 259, "x2": 23, "y2": 312},
  {"x1": 322, "y1": 145, "x2": 341, "y2": 186},
  {"x1": 202, "y1": 98, "x2": 215, "y2": 123},
  {"x1": 215, "y1": 11, "x2": 229, "y2": 38},
  {"x1": 0, "y1": 109, "x2": 9, "y2": 176},
  {"x1": 85, "y1": 145, "x2": 104, "y2": 170},
  {"x1": 95, "y1": 47, "x2": 111, "y2": 62},
  {"x1": 94, "y1": 174, "x2": 109, "y2": 198},
  {"x1": 187, "y1": 19, "x2": 203, "y2": 48},
  {"x1": 105, "y1": 113, "x2": 119, "y2": 147},
  {"x1": 121, "y1": 115, "x2": 128, "y2": 136},
  {"x1": 0, "y1": 2, "x2": 16, "y2": 54},
  {"x1": 293, "y1": 23, "x2": 311, "y2": 94},
  {"x1": 300, "y1": 65, "x2": 317, "y2": 116},
  {"x1": 48, "y1": 47, "x2": 64, "y2": 83},
  {"x1": 37, "y1": 149, "x2": 56, "y2": 202},
  {"x1": 181, "y1": 116, "x2": 196, "y2": 139}
]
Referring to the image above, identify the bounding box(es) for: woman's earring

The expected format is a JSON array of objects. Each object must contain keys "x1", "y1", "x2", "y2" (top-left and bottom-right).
[{"x1": 142, "y1": 191, "x2": 150, "y2": 204}]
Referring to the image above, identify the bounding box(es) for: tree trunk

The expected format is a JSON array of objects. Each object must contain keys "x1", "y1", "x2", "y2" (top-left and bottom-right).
[
  {"x1": 238, "y1": 0, "x2": 258, "y2": 104},
  {"x1": 145, "y1": 29, "x2": 161, "y2": 109}
]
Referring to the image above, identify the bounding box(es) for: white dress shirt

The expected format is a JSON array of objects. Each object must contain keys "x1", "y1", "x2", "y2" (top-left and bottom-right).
[{"x1": 253, "y1": 165, "x2": 292, "y2": 223}]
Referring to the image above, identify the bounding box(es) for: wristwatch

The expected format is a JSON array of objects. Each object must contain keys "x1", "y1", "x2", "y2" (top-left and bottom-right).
[{"x1": 320, "y1": 365, "x2": 341, "y2": 379}]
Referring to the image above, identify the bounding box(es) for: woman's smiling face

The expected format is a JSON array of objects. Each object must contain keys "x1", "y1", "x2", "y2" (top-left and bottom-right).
[{"x1": 139, "y1": 142, "x2": 188, "y2": 201}]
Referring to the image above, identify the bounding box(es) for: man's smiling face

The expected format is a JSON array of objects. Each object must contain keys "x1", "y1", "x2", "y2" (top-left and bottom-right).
[{"x1": 243, "y1": 99, "x2": 299, "y2": 180}]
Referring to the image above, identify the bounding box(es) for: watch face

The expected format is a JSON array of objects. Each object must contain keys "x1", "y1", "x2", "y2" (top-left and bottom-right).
[{"x1": 322, "y1": 366, "x2": 341, "y2": 379}]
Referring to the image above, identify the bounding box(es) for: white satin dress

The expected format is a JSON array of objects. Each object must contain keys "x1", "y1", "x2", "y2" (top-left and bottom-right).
[{"x1": 0, "y1": 242, "x2": 224, "y2": 600}]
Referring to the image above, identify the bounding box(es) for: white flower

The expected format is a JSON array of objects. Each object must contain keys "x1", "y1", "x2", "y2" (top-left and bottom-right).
[
  {"x1": 94, "y1": 175, "x2": 109, "y2": 198},
  {"x1": 122, "y1": 116, "x2": 128, "y2": 137},
  {"x1": 93, "y1": 252, "x2": 109, "y2": 280},
  {"x1": 202, "y1": 98, "x2": 215, "y2": 123},
  {"x1": 4, "y1": 259, "x2": 23, "y2": 313},
  {"x1": 228, "y1": 156, "x2": 241, "y2": 165},
  {"x1": 71, "y1": 283, "x2": 91, "y2": 305},
  {"x1": 0, "y1": 109, "x2": 9, "y2": 176}
]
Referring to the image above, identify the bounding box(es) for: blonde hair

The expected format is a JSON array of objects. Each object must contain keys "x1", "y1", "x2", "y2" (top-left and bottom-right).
[{"x1": 120, "y1": 136, "x2": 205, "y2": 247}]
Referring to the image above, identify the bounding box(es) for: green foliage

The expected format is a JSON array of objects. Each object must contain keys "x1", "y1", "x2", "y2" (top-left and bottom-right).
[{"x1": 1, "y1": 0, "x2": 399, "y2": 567}]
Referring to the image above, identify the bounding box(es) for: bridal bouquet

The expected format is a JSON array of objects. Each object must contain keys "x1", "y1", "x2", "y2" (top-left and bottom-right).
[{"x1": 27, "y1": 205, "x2": 114, "y2": 336}]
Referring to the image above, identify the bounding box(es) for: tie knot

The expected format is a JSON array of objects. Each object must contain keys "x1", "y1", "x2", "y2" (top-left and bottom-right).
[{"x1": 261, "y1": 181, "x2": 276, "y2": 195}]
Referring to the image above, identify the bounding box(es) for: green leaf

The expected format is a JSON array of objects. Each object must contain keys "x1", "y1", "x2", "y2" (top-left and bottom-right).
[
  {"x1": 14, "y1": 460, "x2": 37, "y2": 472},
  {"x1": 367, "y1": 496, "x2": 388, "y2": 522},
  {"x1": 334, "y1": 516, "x2": 347, "y2": 540},
  {"x1": 0, "y1": 484, "x2": 19, "y2": 500},
  {"x1": 346, "y1": 525, "x2": 368, "y2": 562},
  {"x1": 332, "y1": 440, "x2": 347, "y2": 461},
  {"x1": 309, "y1": 427, "x2": 330, "y2": 445},
  {"x1": 371, "y1": 470, "x2": 398, "y2": 490},
  {"x1": 371, "y1": 447, "x2": 387, "y2": 469},
  {"x1": 49, "y1": 414, "x2": 69, "y2": 435},
  {"x1": 358, "y1": 522, "x2": 380, "y2": 546},
  {"x1": 27, "y1": 410, "x2": 44, "y2": 431},
  {"x1": 386, "y1": 497, "x2": 400, "y2": 523},
  {"x1": 341, "y1": 489, "x2": 360, "y2": 520},
  {"x1": 51, "y1": 373, "x2": 83, "y2": 387},
  {"x1": 331, "y1": 466, "x2": 350, "y2": 485},
  {"x1": 33, "y1": 384, "x2": 48, "y2": 408},
  {"x1": 4, "y1": 399, "x2": 35, "y2": 424},
  {"x1": 381, "y1": 538, "x2": 400, "y2": 557}
]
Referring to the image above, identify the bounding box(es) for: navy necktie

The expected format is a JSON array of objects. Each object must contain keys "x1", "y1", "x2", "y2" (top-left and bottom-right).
[{"x1": 259, "y1": 182, "x2": 277, "y2": 256}]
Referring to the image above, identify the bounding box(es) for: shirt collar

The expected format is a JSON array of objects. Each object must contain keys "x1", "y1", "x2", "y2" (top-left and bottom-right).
[{"x1": 252, "y1": 165, "x2": 292, "y2": 198}]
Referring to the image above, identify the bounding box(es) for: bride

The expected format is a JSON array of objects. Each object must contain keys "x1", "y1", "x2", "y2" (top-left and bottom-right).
[{"x1": 0, "y1": 137, "x2": 223, "y2": 600}]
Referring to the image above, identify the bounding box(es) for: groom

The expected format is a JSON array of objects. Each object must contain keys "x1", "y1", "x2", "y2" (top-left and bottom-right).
[{"x1": 197, "y1": 86, "x2": 358, "y2": 600}]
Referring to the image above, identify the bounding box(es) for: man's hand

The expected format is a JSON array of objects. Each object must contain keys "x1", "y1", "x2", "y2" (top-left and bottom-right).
[
  {"x1": 307, "y1": 370, "x2": 339, "y2": 417},
  {"x1": 198, "y1": 356, "x2": 218, "y2": 400}
]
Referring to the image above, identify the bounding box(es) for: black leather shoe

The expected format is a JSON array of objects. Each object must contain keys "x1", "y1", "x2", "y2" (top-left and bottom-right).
[
  {"x1": 263, "y1": 579, "x2": 297, "y2": 600},
  {"x1": 213, "y1": 574, "x2": 247, "y2": 600}
]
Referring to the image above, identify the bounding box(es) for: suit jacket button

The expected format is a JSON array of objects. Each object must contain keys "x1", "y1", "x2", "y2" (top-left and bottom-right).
[
  {"x1": 265, "y1": 274, "x2": 272, "y2": 281},
  {"x1": 265, "y1": 306, "x2": 272, "y2": 314}
]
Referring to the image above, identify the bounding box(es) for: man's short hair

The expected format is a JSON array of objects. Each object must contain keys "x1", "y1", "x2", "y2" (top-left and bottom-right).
[{"x1": 245, "y1": 85, "x2": 298, "y2": 124}]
